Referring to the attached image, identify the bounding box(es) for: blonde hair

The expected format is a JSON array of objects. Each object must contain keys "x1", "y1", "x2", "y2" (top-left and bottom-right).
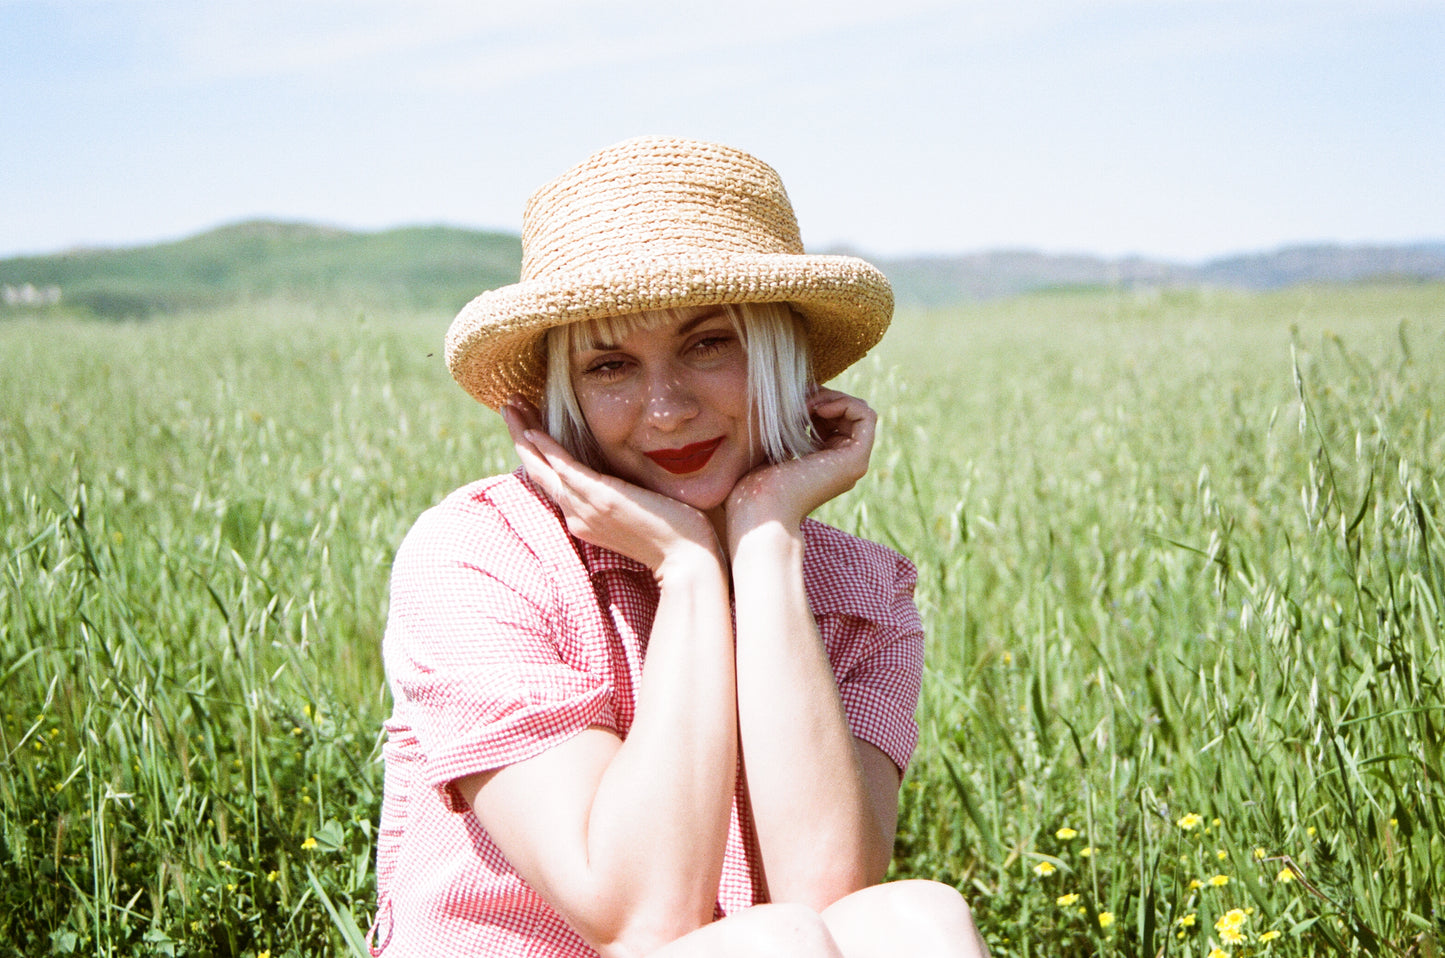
[{"x1": 543, "y1": 302, "x2": 816, "y2": 470}]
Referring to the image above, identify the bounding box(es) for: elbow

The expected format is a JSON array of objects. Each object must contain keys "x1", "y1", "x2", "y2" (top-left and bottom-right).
[
  {"x1": 582, "y1": 901, "x2": 717, "y2": 958},
  {"x1": 590, "y1": 922, "x2": 705, "y2": 958},
  {"x1": 769, "y1": 841, "x2": 893, "y2": 911},
  {"x1": 772, "y1": 863, "x2": 878, "y2": 913}
]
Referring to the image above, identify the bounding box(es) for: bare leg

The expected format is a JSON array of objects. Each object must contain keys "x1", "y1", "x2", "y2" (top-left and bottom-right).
[
  {"x1": 821, "y1": 880, "x2": 991, "y2": 958},
  {"x1": 643, "y1": 882, "x2": 988, "y2": 958},
  {"x1": 647, "y1": 902, "x2": 845, "y2": 958}
]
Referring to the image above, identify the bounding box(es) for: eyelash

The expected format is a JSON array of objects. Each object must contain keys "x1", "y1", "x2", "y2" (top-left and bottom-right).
[
  {"x1": 582, "y1": 358, "x2": 629, "y2": 381},
  {"x1": 692, "y1": 334, "x2": 732, "y2": 355},
  {"x1": 580, "y1": 331, "x2": 737, "y2": 380}
]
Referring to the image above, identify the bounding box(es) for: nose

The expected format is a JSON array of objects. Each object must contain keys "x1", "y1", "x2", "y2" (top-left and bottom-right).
[{"x1": 642, "y1": 368, "x2": 699, "y2": 430}]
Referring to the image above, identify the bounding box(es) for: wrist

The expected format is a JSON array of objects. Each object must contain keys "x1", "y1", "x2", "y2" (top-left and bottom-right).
[
  {"x1": 655, "y1": 535, "x2": 728, "y2": 586},
  {"x1": 728, "y1": 518, "x2": 805, "y2": 568}
]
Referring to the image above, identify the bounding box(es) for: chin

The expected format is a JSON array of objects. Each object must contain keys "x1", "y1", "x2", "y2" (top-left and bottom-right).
[{"x1": 653, "y1": 477, "x2": 733, "y2": 512}]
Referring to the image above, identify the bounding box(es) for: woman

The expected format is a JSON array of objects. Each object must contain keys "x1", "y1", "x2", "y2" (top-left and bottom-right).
[{"x1": 372, "y1": 136, "x2": 989, "y2": 958}]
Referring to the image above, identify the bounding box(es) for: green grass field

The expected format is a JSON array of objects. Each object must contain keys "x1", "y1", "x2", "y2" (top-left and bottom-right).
[{"x1": 2, "y1": 284, "x2": 1442, "y2": 957}]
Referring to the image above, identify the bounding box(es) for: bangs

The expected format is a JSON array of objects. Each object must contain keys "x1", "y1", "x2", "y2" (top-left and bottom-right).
[{"x1": 566, "y1": 309, "x2": 696, "y2": 354}]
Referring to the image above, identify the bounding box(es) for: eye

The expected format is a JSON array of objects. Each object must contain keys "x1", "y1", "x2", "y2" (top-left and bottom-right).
[
  {"x1": 689, "y1": 331, "x2": 738, "y2": 356},
  {"x1": 580, "y1": 355, "x2": 632, "y2": 381}
]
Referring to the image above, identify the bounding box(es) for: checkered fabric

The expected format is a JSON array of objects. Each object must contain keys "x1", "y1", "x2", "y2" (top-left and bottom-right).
[{"x1": 370, "y1": 471, "x2": 924, "y2": 957}]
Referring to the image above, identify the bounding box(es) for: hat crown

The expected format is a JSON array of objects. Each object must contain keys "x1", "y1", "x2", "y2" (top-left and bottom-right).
[{"x1": 520, "y1": 137, "x2": 805, "y2": 281}]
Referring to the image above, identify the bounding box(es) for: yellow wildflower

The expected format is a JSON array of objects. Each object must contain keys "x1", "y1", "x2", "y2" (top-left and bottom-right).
[
  {"x1": 1216, "y1": 849, "x2": 1228, "y2": 860},
  {"x1": 1098, "y1": 911, "x2": 1115, "y2": 929},
  {"x1": 266, "y1": 870, "x2": 279, "y2": 882},
  {"x1": 1056, "y1": 827, "x2": 1078, "y2": 840},
  {"x1": 1216, "y1": 908, "x2": 1247, "y2": 934},
  {"x1": 1259, "y1": 929, "x2": 1282, "y2": 943},
  {"x1": 1177, "y1": 813, "x2": 1204, "y2": 830},
  {"x1": 301, "y1": 837, "x2": 318, "y2": 850},
  {"x1": 1176, "y1": 913, "x2": 1197, "y2": 928},
  {"x1": 1033, "y1": 861, "x2": 1057, "y2": 877},
  {"x1": 1306, "y1": 826, "x2": 1316, "y2": 837},
  {"x1": 1208, "y1": 949, "x2": 1229, "y2": 958},
  {"x1": 1188, "y1": 879, "x2": 1203, "y2": 890},
  {"x1": 1253, "y1": 847, "x2": 1266, "y2": 860},
  {"x1": 259, "y1": 951, "x2": 271, "y2": 958},
  {"x1": 1208, "y1": 874, "x2": 1230, "y2": 887},
  {"x1": 1056, "y1": 893, "x2": 1079, "y2": 907},
  {"x1": 1275, "y1": 867, "x2": 1295, "y2": 883},
  {"x1": 1212, "y1": 817, "x2": 1222, "y2": 828},
  {"x1": 1079, "y1": 846, "x2": 1095, "y2": 857},
  {"x1": 1220, "y1": 927, "x2": 1245, "y2": 945}
]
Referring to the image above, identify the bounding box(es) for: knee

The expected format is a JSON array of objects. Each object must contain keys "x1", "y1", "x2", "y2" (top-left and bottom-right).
[
  {"x1": 738, "y1": 903, "x2": 842, "y2": 958},
  {"x1": 839, "y1": 880, "x2": 987, "y2": 954},
  {"x1": 892, "y1": 879, "x2": 977, "y2": 923}
]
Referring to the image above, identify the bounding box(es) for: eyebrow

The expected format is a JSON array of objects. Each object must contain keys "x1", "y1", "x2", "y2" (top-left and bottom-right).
[
  {"x1": 584, "y1": 308, "x2": 729, "y2": 352},
  {"x1": 675, "y1": 308, "x2": 729, "y2": 336}
]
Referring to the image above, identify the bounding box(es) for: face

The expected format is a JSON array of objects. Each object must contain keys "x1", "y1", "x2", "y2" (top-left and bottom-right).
[{"x1": 570, "y1": 306, "x2": 764, "y2": 512}]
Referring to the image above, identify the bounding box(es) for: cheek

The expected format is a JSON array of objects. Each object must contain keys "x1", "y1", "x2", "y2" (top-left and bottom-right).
[{"x1": 575, "y1": 388, "x2": 638, "y2": 447}]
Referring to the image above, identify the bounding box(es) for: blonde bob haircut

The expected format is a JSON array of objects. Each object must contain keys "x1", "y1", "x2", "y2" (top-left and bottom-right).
[{"x1": 543, "y1": 302, "x2": 817, "y2": 471}]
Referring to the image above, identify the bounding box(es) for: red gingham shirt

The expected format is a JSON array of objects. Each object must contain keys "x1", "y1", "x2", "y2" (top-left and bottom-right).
[{"x1": 371, "y1": 472, "x2": 925, "y2": 957}]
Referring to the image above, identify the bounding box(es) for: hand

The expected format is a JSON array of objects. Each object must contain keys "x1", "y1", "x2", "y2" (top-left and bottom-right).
[
  {"x1": 724, "y1": 388, "x2": 876, "y2": 550},
  {"x1": 503, "y1": 399, "x2": 723, "y2": 573}
]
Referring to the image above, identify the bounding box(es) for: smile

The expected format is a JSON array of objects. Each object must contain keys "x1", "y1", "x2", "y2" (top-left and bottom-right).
[{"x1": 643, "y1": 437, "x2": 724, "y2": 475}]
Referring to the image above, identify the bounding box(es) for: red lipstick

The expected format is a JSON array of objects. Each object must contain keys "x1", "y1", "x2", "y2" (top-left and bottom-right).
[{"x1": 644, "y1": 437, "x2": 723, "y2": 475}]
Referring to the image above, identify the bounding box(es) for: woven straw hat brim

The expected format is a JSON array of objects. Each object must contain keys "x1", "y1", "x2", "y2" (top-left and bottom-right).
[{"x1": 445, "y1": 251, "x2": 892, "y2": 410}]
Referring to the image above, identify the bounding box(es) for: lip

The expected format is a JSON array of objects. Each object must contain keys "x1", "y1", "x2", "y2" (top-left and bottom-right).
[{"x1": 643, "y1": 437, "x2": 724, "y2": 475}]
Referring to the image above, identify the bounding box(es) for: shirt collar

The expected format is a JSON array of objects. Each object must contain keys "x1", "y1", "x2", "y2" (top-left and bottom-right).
[{"x1": 579, "y1": 539, "x2": 652, "y2": 577}]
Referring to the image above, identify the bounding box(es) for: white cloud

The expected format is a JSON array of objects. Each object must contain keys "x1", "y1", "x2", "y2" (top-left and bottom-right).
[{"x1": 121, "y1": 0, "x2": 972, "y2": 87}]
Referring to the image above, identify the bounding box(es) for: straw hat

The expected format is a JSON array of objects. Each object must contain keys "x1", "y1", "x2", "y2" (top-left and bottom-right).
[{"x1": 444, "y1": 136, "x2": 893, "y2": 409}]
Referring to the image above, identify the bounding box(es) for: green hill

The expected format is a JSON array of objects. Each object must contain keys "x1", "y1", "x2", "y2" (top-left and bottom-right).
[
  {"x1": 5, "y1": 219, "x2": 1444, "y2": 320},
  {"x1": 0, "y1": 221, "x2": 522, "y2": 319}
]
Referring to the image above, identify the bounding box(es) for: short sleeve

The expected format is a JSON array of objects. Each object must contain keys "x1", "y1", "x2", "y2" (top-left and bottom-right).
[
  {"x1": 383, "y1": 493, "x2": 617, "y2": 810},
  {"x1": 805, "y1": 524, "x2": 926, "y2": 775}
]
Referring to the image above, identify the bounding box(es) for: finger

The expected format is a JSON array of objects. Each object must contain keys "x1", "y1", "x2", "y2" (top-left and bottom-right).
[
  {"x1": 509, "y1": 395, "x2": 547, "y2": 433},
  {"x1": 810, "y1": 399, "x2": 872, "y2": 431},
  {"x1": 807, "y1": 386, "x2": 860, "y2": 408},
  {"x1": 522, "y1": 428, "x2": 617, "y2": 504},
  {"x1": 812, "y1": 398, "x2": 874, "y2": 441},
  {"x1": 808, "y1": 386, "x2": 850, "y2": 403},
  {"x1": 504, "y1": 405, "x2": 566, "y2": 496}
]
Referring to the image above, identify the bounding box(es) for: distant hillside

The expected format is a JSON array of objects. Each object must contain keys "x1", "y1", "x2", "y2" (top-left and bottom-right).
[
  {"x1": 875, "y1": 242, "x2": 1445, "y2": 308},
  {"x1": 3, "y1": 221, "x2": 1443, "y2": 319},
  {"x1": 0, "y1": 221, "x2": 522, "y2": 319}
]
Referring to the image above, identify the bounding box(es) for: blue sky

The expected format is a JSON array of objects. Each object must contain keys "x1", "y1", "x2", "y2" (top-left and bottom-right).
[{"x1": 2, "y1": 0, "x2": 1442, "y2": 261}]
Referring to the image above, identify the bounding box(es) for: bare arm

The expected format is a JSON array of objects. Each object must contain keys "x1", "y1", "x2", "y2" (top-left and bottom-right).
[
  {"x1": 726, "y1": 390, "x2": 902, "y2": 907},
  {"x1": 456, "y1": 405, "x2": 738, "y2": 958}
]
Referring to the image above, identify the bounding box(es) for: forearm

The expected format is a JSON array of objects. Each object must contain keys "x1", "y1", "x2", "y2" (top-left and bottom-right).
[
  {"x1": 731, "y1": 523, "x2": 893, "y2": 907},
  {"x1": 465, "y1": 544, "x2": 738, "y2": 958},
  {"x1": 584, "y1": 546, "x2": 738, "y2": 934}
]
